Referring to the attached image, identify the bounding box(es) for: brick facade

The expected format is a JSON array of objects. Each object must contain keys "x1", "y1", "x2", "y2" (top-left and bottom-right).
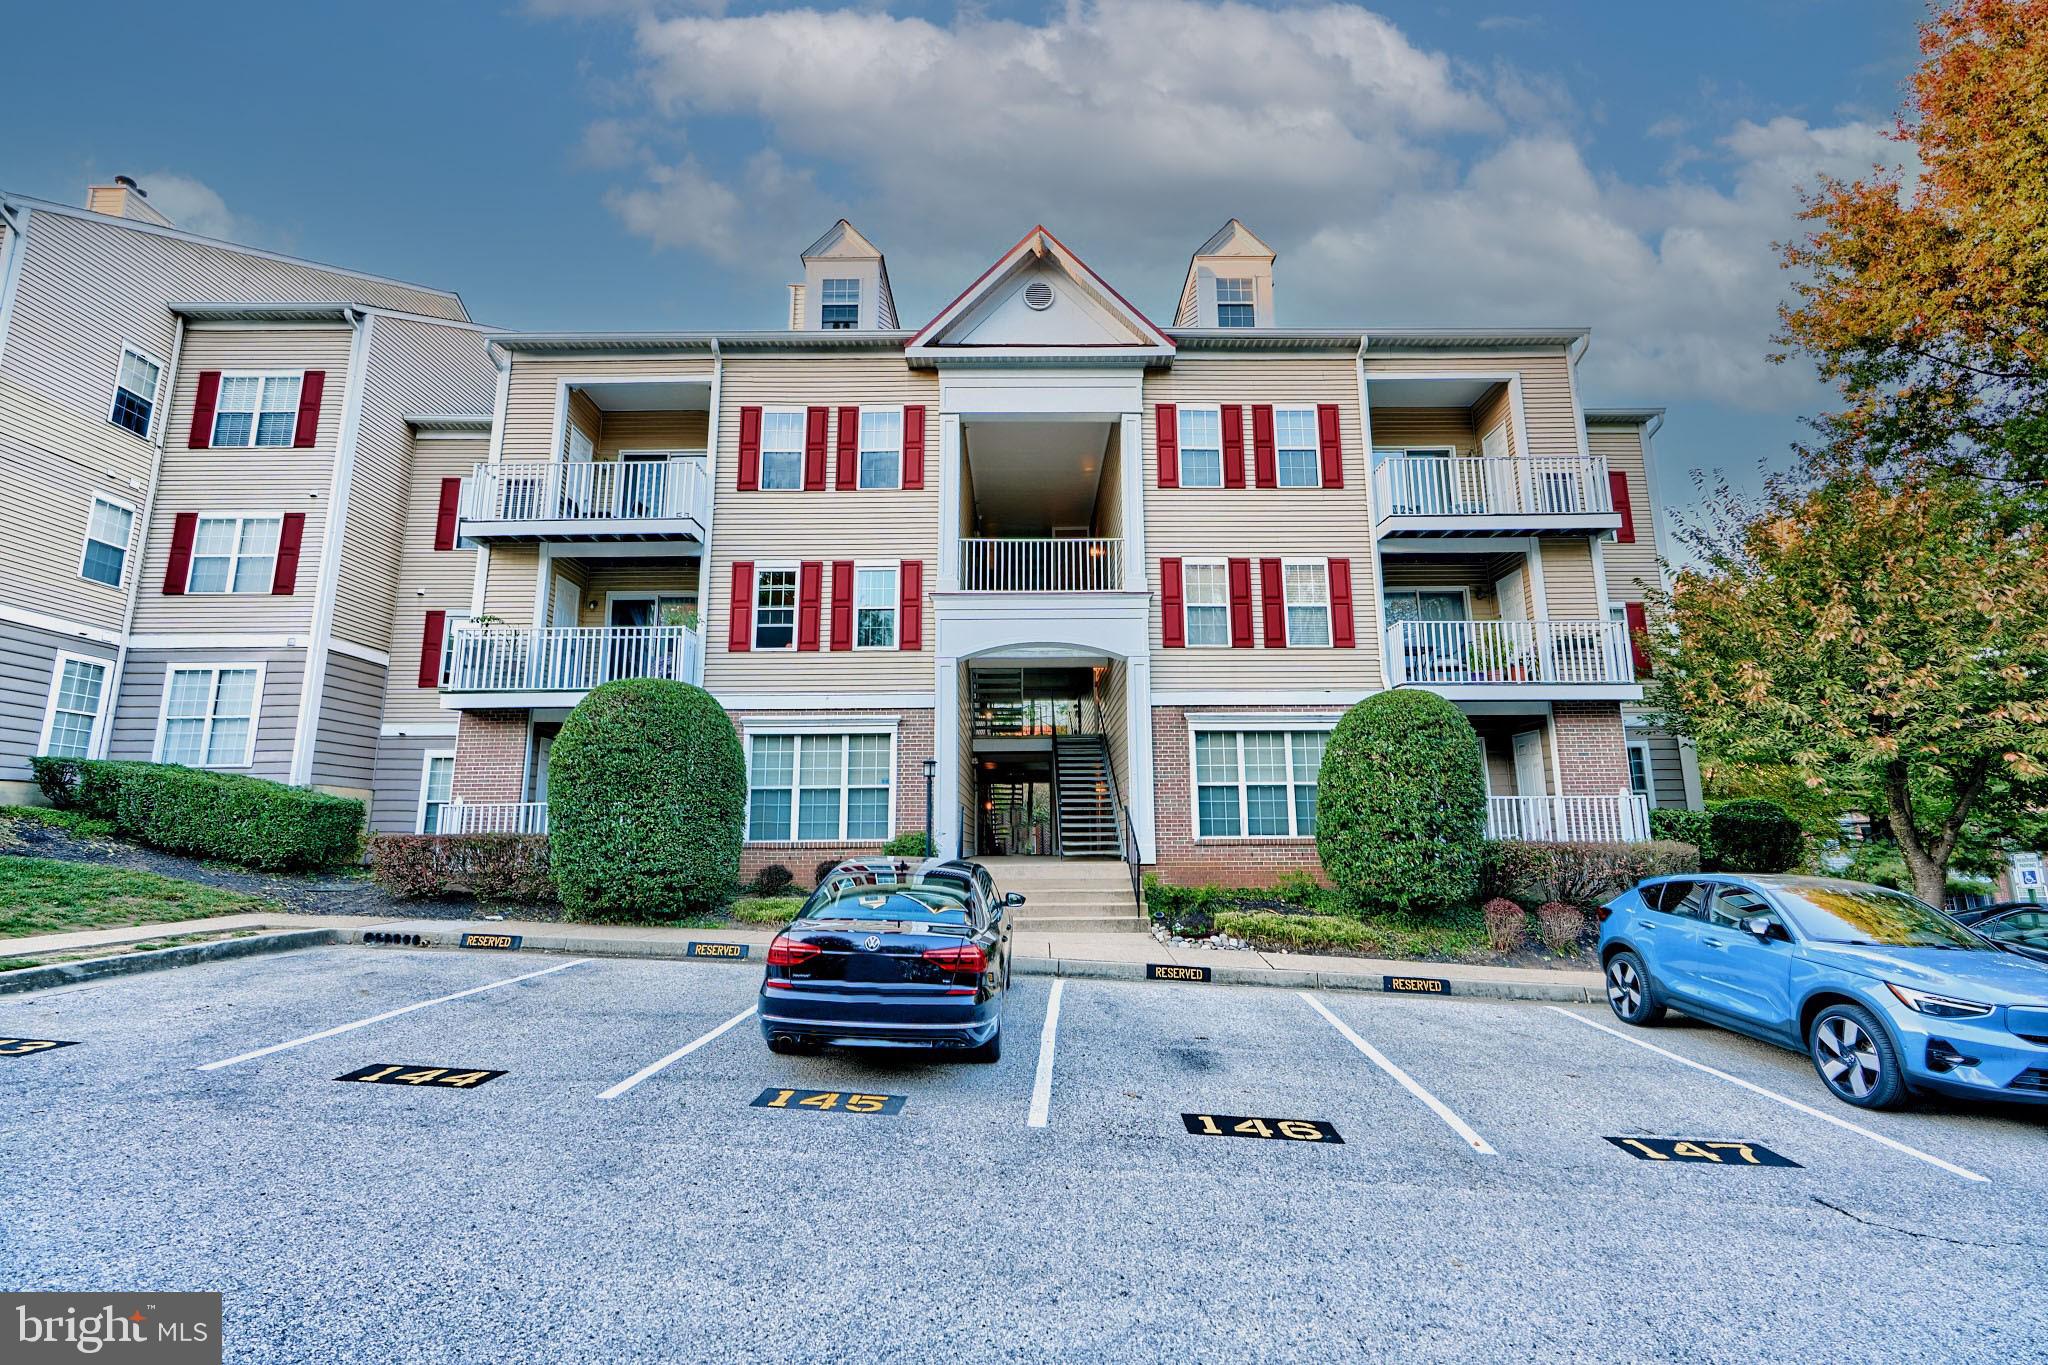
[
  {"x1": 1551, "y1": 700, "x2": 1631, "y2": 795},
  {"x1": 731, "y1": 707, "x2": 935, "y2": 884},
  {"x1": 1149, "y1": 704, "x2": 1332, "y2": 888},
  {"x1": 450, "y1": 709, "x2": 529, "y2": 802}
]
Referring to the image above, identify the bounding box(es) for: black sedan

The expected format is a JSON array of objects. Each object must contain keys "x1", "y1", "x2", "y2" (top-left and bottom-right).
[
  {"x1": 758, "y1": 858, "x2": 1020, "y2": 1062},
  {"x1": 1969, "y1": 904, "x2": 2048, "y2": 964}
]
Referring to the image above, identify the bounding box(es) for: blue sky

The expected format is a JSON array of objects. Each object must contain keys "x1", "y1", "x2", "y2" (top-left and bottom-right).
[{"x1": 6, "y1": 1, "x2": 1928, "y2": 516}]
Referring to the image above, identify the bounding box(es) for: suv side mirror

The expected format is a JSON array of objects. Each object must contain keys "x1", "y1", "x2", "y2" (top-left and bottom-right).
[
  {"x1": 1744, "y1": 916, "x2": 1780, "y2": 942},
  {"x1": 1003, "y1": 892, "x2": 1027, "y2": 907}
]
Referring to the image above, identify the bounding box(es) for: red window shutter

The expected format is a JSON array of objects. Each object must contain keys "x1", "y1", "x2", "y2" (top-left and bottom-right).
[
  {"x1": 1317, "y1": 404, "x2": 1344, "y2": 489},
  {"x1": 835, "y1": 406, "x2": 859, "y2": 490},
  {"x1": 418, "y1": 610, "x2": 446, "y2": 688},
  {"x1": 898, "y1": 559, "x2": 922, "y2": 650},
  {"x1": 434, "y1": 477, "x2": 462, "y2": 551},
  {"x1": 1329, "y1": 558, "x2": 1355, "y2": 648},
  {"x1": 737, "y1": 407, "x2": 762, "y2": 491},
  {"x1": 797, "y1": 561, "x2": 822, "y2": 651},
  {"x1": 902, "y1": 405, "x2": 926, "y2": 489},
  {"x1": 830, "y1": 559, "x2": 854, "y2": 650},
  {"x1": 163, "y1": 511, "x2": 198, "y2": 594},
  {"x1": 1221, "y1": 404, "x2": 1246, "y2": 489},
  {"x1": 1251, "y1": 404, "x2": 1276, "y2": 489},
  {"x1": 1160, "y1": 557, "x2": 1185, "y2": 648},
  {"x1": 1155, "y1": 404, "x2": 1179, "y2": 488},
  {"x1": 189, "y1": 371, "x2": 221, "y2": 449},
  {"x1": 1227, "y1": 557, "x2": 1254, "y2": 648},
  {"x1": 1610, "y1": 470, "x2": 1636, "y2": 543},
  {"x1": 293, "y1": 370, "x2": 325, "y2": 448},
  {"x1": 728, "y1": 562, "x2": 754, "y2": 651},
  {"x1": 1259, "y1": 557, "x2": 1287, "y2": 648},
  {"x1": 271, "y1": 512, "x2": 306, "y2": 594},
  {"x1": 1625, "y1": 601, "x2": 1651, "y2": 675},
  {"x1": 804, "y1": 406, "x2": 829, "y2": 490}
]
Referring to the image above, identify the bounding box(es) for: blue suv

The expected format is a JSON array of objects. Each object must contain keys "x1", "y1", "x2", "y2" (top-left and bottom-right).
[{"x1": 1600, "y1": 874, "x2": 2048, "y2": 1109}]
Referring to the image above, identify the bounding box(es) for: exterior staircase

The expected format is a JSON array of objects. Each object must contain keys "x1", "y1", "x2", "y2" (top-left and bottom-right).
[
  {"x1": 1052, "y1": 734, "x2": 1122, "y2": 859},
  {"x1": 973, "y1": 856, "x2": 1147, "y2": 934}
]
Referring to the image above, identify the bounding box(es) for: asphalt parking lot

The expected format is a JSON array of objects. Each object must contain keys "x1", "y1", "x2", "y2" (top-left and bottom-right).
[{"x1": 4, "y1": 945, "x2": 2044, "y2": 1364}]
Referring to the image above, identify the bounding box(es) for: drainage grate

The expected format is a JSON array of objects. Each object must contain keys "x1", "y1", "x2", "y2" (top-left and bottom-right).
[{"x1": 363, "y1": 932, "x2": 426, "y2": 947}]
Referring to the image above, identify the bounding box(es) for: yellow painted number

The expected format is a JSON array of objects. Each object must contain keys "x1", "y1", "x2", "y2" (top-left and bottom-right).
[
  {"x1": 1619, "y1": 1139, "x2": 1669, "y2": 1161},
  {"x1": 1277, "y1": 1121, "x2": 1324, "y2": 1141},
  {"x1": 1671, "y1": 1142, "x2": 1719, "y2": 1162},
  {"x1": 1706, "y1": 1142, "x2": 1760, "y2": 1165},
  {"x1": 1232, "y1": 1118, "x2": 1275, "y2": 1139},
  {"x1": 394, "y1": 1069, "x2": 448, "y2": 1085},
  {"x1": 762, "y1": 1089, "x2": 796, "y2": 1108},
  {"x1": 439, "y1": 1072, "x2": 493, "y2": 1088},
  {"x1": 1193, "y1": 1115, "x2": 1223, "y2": 1135},
  {"x1": 0, "y1": 1040, "x2": 57, "y2": 1054},
  {"x1": 355, "y1": 1066, "x2": 402, "y2": 1082},
  {"x1": 844, "y1": 1094, "x2": 887, "y2": 1113},
  {"x1": 797, "y1": 1091, "x2": 841, "y2": 1111}
]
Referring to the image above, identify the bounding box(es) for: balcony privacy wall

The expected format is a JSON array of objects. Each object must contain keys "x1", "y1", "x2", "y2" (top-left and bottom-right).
[{"x1": 382, "y1": 433, "x2": 484, "y2": 729}]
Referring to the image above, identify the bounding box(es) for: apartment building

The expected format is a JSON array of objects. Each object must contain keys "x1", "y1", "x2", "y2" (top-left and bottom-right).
[{"x1": 0, "y1": 185, "x2": 1696, "y2": 888}]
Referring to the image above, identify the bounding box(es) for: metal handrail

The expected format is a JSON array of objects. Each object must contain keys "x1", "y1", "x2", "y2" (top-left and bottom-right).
[
  {"x1": 442, "y1": 800, "x2": 550, "y2": 836},
  {"x1": 1091, "y1": 677, "x2": 1143, "y2": 910},
  {"x1": 441, "y1": 624, "x2": 701, "y2": 692},
  {"x1": 1385, "y1": 619, "x2": 1634, "y2": 687},
  {"x1": 463, "y1": 456, "x2": 709, "y2": 526},
  {"x1": 959, "y1": 537, "x2": 1123, "y2": 592},
  {"x1": 1372, "y1": 454, "x2": 1612, "y2": 520},
  {"x1": 1485, "y1": 793, "x2": 1651, "y2": 842}
]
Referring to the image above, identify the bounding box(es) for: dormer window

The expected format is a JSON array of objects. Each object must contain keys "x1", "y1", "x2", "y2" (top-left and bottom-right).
[
  {"x1": 821, "y1": 278, "x2": 860, "y2": 329},
  {"x1": 1216, "y1": 278, "x2": 1255, "y2": 328}
]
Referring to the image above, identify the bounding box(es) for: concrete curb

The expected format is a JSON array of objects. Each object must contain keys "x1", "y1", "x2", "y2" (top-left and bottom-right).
[
  {"x1": 0, "y1": 929, "x2": 339, "y2": 996},
  {"x1": 1008, "y1": 955, "x2": 1599, "y2": 1003}
]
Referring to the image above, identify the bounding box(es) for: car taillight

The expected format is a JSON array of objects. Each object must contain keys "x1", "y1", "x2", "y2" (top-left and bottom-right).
[
  {"x1": 1595, "y1": 905, "x2": 1613, "y2": 924},
  {"x1": 766, "y1": 936, "x2": 822, "y2": 967},
  {"x1": 922, "y1": 943, "x2": 987, "y2": 973}
]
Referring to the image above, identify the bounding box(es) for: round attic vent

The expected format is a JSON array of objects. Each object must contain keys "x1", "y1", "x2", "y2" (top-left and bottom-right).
[{"x1": 1023, "y1": 280, "x2": 1056, "y2": 311}]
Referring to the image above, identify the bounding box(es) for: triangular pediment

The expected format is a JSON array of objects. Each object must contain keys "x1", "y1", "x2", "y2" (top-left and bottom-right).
[
  {"x1": 1191, "y1": 218, "x2": 1274, "y2": 262},
  {"x1": 802, "y1": 219, "x2": 882, "y2": 263},
  {"x1": 908, "y1": 226, "x2": 1173, "y2": 363}
]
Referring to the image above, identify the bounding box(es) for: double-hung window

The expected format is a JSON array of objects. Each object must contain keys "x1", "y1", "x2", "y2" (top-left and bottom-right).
[
  {"x1": 419, "y1": 754, "x2": 455, "y2": 833},
  {"x1": 821, "y1": 278, "x2": 860, "y2": 329},
  {"x1": 1215, "y1": 278, "x2": 1255, "y2": 328},
  {"x1": 211, "y1": 374, "x2": 302, "y2": 448},
  {"x1": 1178, "y1": 407, "x2": 1223, "y2": 487},
  {"x1": 1282, "y1": 560, "x2": 1331, "y2": 646},
  {"x1": 1274, "y1": 406, "x2": 1320, "y2": 487},
  {"x1": 757, "y1": 411, "x2": 805, "y2": 490},
  {"x1": 1194, "y1": 730, "x2": 1325, "y2": 838},
  {"x1": 79, "y1": 496, "x2": 136, "y2": 588},
  {"x1": 109, "y1": 346, "x2": 163, "y2": 437},
  {"x1": 747, "y1": 733, "x2": 892, "y2": 841},
  {"x1": 40, "y1": 654, "x2": 109, "y2": 759},
  {"x1": 753, "y1": 566, "x2": 798, "y2": 649},
  {"x1": 187, "y1": 515, "x2": 281, "y2": 593},
  {"x1": 1626, "y1": 741, "x2": 1652, "y2": 798},
  {"x1": 158, "y1": 665, "x2": 260, "y2": 768},
  {"x1": 854, "y1": 565, "x2": 898, "y2": 648},
  {"x1": 1182, "y1": 560, "x2": 1229, "y2": 646},
  {"x1": 858, "y1": 408, "x2": 902, "y2": 489}
]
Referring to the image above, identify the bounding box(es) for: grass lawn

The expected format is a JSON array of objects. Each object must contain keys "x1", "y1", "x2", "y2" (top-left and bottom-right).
[{"x1": 0, "y1": 857, "x2": 281, "y2": 939}]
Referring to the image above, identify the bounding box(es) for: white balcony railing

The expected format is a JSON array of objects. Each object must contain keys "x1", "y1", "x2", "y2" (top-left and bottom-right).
[
  {"x1": 441, "y1": 625, "x2": 701, "y2": 693},
  {"x1": 1487, "y1": 794, "x2": 1651, "y2": 843},
  {"x1": 1373, "y1": 455, "x2": 1612, "y2": 522},
  {"x1": 959, "y1": 538, "x2": 1123, "y2": 592},
  {"x1": 442, "y1": 801, "x2": 549, "y2": 836},
  {"x1": 463, "y1": 456, "x2": 709, "y2": 529},
  {"x1": 1385, "y1": 619, "x2": 1634, "y2": 688}
]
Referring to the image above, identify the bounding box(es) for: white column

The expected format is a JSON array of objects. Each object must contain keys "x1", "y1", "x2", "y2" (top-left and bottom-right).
[
  {"x1": 938, "y1": 413, "x2": 963, "y2": 590},
  {"x1": 932, "y1": 654, "x2": 961, "y2": 857},
  {"x1": 1124, "y1": 650, "x2": 1156, "y2": 863},
  {"x1": 1120, "y1": 410, "x2": 1146, "y2": 593}
]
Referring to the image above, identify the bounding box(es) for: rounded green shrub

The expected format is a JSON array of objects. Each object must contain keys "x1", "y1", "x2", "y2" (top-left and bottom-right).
[
  {"x1": 1706, "y1": 798, "x2": 1804, "y2": 873},
  {"x1": 881, "y1": 832, "x2": 931, "y2": 858},
  {"x1": 547, "y1": 679, "x2": 746, "y2": 920},
  {"x1": 1315, "y1": 690, "x2": 1488, "y2": 915}
]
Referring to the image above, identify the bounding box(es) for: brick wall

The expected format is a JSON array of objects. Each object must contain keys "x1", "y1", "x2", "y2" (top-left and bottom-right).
[
  {"x1": 1150, "y1": 704, "x2": 1331, "y2": 888},
  {"x1": 451, "y1": 709, "x2": 527, "y2": 802},
  {"x1": 732, "y1": 707, "x2": 935, "y2": 885},
  {"x1": 1552, "y1": 700, "x2": 1630, "y2": 795}
]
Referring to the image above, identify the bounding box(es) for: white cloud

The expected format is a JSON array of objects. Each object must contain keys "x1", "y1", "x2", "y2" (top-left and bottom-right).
[
  {"x1": 129, "y1": 172, "x2": 249, "y2": 242},
  {"x1": 605, "y1": 149, "x2": 820, "y2": 263}
]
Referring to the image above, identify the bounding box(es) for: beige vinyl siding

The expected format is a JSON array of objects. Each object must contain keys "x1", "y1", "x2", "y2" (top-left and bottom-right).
[
  {"x1": 1473, "y1": 383, "x2": 1516, "y2": 457},
  {"x1": 310, "y1": 649, "x2": 384, "y2": 792},
  {"x1": 599, "y1": 410, "x2": 707, "y2": 458},
  {"x1": 572, "y1": 559, "x2": 701, "y2": 626},
  {"x1": 482, "y1": 544, "x2": 541, "y2": 625},
  {"x1": 131, "y1": 325, "x2": 353, "y2": 633},
  {"x1": 1368, "y1": 407, "x2": 1478, "y2": 453},
  {"x1": 381, "y1": 434, "x2": 485, "y2": 726},
  {"x1": 706, "y1": 355, "x2": 939, "y2": 693},
  {"x1": 1365, "y1": 350, "x2": 1578, "y2": 462},
  {"x1": 500, "y1": 355, "x2": 714, "y2": 462},
  {"x1": 1537, "y1": 537, "x2": 1602, "y2": 618},
  {"x1": 1101, "y1": 658, "x2": 1131, "y2": 808},
  {"x1": 0, "y1": 619, "x2": 119, "y2": 784},
  {"x1": 0, "y1": 384, "x2": 146, "y2": 631},
  {"x1": 1142, "y1": 358, "x2": 1378, "y2": 689},
  {"x1": 107, "y1": 647, "x2": 305, "y2": 781},
  {"x1": 1379, "y1": 555, "x2": 1516, "y2": 621},
  {"x1": 332, "y1": 316, "x2": 495, "y2": 654},
  {"x1": 1091, "y1": 422, "x2": 1123, "y2": 539},
  {"x1": 1590, "y1": 424, "x2": 1661, "y2": 602}
]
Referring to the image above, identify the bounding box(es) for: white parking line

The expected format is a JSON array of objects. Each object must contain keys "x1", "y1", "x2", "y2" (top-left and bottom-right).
[
  {"x1": 1546, "y1": 1007, "x2": 1988, "y2": 1183},
  {"x1": 598, "y1": 1006, "x2": 757, "y2": 1101},
  {"x1": 196, "y1": 959, "x2": 590, "y2": 1071},
  {"x1": 1027, "y1": 979, "x2": 1065, "y2": 1129},
  {"x1": 1300, "y1": 992, "x2": 1497, "y2": 1156}
]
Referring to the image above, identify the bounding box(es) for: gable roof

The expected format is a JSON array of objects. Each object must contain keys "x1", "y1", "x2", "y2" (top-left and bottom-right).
[{"x1": 906, "y1": 225, "x2": 1174, "y2": 366}]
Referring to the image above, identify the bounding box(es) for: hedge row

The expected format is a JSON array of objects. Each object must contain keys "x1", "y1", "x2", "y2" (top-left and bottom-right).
[
  {"x1": 1648, "y1": 799, "x2": 1803, "y2": 873},
  {"x1": 32, "y1": 757, "x2": 362, "y2": 871},
  {"x1": 367, "y1": 834, "x2": 553, "y2": 901}
]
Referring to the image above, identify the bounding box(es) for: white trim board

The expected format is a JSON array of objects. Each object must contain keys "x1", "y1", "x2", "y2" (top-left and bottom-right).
[
  {"x1": 714, "y1": 692, "x2": 935, "y2": 711},
  {"x1": 0, "y1": 602, "x2": 123, "y2": 649}
]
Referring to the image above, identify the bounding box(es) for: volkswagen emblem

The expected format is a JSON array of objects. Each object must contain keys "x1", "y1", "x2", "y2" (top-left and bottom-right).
[{"x1": 862, "y1": 935, "x2": 882, "y2": 951}]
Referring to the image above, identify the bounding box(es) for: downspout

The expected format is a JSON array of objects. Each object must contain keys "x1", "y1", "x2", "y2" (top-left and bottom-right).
[
  {"x1": 697, "y1": 337, "x2": 721, "y2": 689},
  {"x1": 101, "y1": 311, "x2": 184, "y2": 757},
  {"x1": 1358, "y1": 333, "x2": 1393, "y2": 692}
]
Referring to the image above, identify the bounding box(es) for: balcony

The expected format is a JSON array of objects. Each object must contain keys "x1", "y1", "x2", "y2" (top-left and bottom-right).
[
  {"x1": 439, "y1": 624, "x2": 701, "y2": 707},
  {"x1": 1372, "y1": 454, "x2": 1622, "y2": 538},
  {"x1": 442, "y1": 801, "x2": 549, "y2": 835},
  {"x1": 459, "y1": 457, "x2": 709, "y2": 543},
  {"x1": 959, "y1": 537, "x2": 1123, "y2": 592},
  {"x1": 1486, "y1": 794, "x2": 1651, "y2": 842},
  {"x1": 1385, "y1": 618, "x2": 1640, "y2": 699}
]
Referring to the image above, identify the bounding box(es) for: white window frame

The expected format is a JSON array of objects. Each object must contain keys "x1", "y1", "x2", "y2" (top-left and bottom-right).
[
  {"x1": 209, "y1": 370, "x2": 304, "y2": 449},
  {"x1": 107, "y1": 344, "x2": 166, "y2": 440},
  {"x1": 1181, "y1": 557, "x2": 1230, "y2": 649},
  {"x1": 743, "y1": 729, "x2": 896, "y2": 843},
  {"x1": 152, "y1": 662, "x2": 265, "y2": 770},
  {"x1": 1626, "y1": 740, "x2": 1653, "y2": 799},
  {"x1": 1272, "y1": 404, "x2": 1322, "y2": 488},
  {"x1": 855, "y1": 406, "x2": 903, "y2": 490},
  {"x1": 751, "y1": 561, "x2": 800, "y2": 651},
  {"x1": 416, "y1": 750, "x2": 456, "y2": 834},
  {"x1": 820, "y1": 277, "x2": 861, "y2": 329},
  {"x1": 852, "y1": 561, "x2": 899, "y2": 651},
  {"x1": 37, "y1": 651, "x2": 112, "y2": 760},
  {"x1": 1280, "y1": 557, "x2": 1332, "y2": 648},
  {"x1": 756, "y1": 407, "x2": 806, "y2": 491},
  {"x1": 1215, "y1": 277, "x2": 1256, "y2": 328},
  {"x1": 77, "y1": 494, "x2": 137, "y2": 589},
  {"x1": 1176, "y1": 404, "x2": 1224, "y2": 488},
  {"x1": 1189, "y1": 726, "x2": 1331, "y2": 841},
  {"x1": 1382, "y1": 585, "x2": 1474, "y2": 622},
  {"x1": 184, "y1": 513, "x2": 283, "y2": 594}
]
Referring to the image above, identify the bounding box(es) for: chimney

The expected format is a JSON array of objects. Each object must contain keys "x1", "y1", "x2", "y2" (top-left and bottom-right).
[
  {"x1": 85, "y1": 175, "x2": 176, "y2": 228},
  {"x1": 788, "y1": 282, "x2": 808, "y2": 331}
]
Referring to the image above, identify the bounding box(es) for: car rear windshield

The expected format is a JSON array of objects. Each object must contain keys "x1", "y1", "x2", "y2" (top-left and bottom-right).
[
  {"x1": 1772, "y1": 884, "x2": 1986, "y2": 948},
  {"x1": 800, "y1": 880, "x2": 974, "y2": 926}
]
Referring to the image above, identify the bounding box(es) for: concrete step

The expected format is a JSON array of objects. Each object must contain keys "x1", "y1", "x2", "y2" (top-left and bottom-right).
[
  {"x1": 1015, "y1": 914, "x2": 1147, "y2": 933},
  {"x1": 1010, "y1": 888, "x2": 1139, "y2": 906},
  {"x1": 1015, "y1": 905, "x2": 1143, "y2": 921}
]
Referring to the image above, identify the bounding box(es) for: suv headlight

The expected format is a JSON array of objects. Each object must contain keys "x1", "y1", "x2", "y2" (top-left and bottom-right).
[{"x1": 1885, "y1": 983, "x2": 1995, "y2": 1019}]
